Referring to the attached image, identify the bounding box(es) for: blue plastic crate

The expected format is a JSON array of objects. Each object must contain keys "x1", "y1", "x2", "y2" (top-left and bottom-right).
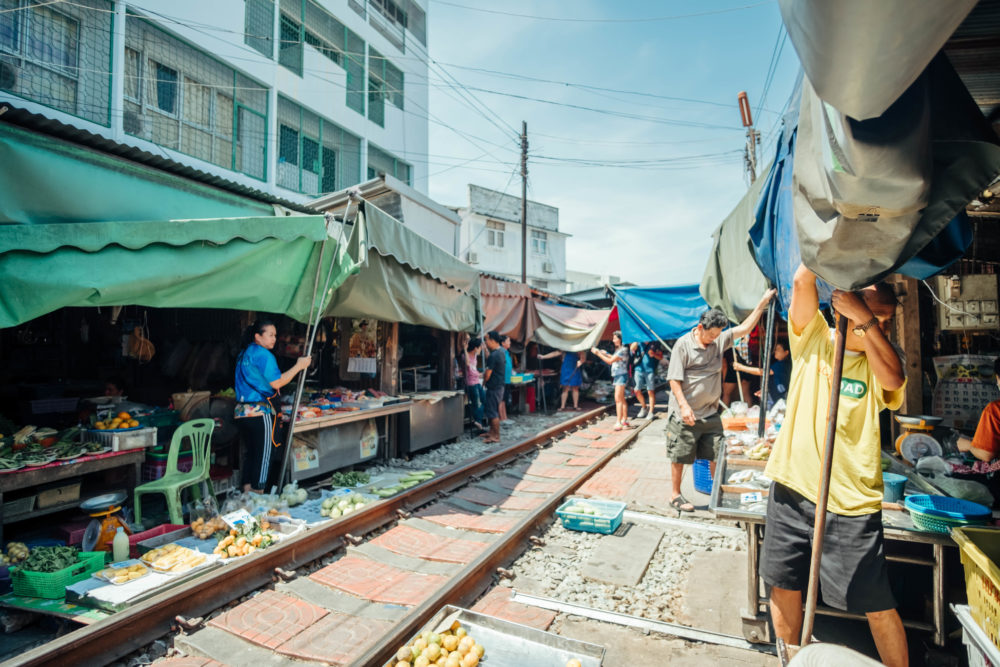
[
  {"x1": 555, "y1": 498, "x2": 626, "y2": 535},
  {"x1": 693, "y1": 459, "x2": 713, "y2": 495}
]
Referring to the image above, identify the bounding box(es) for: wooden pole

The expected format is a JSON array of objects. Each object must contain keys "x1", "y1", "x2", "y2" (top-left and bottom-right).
[
  {"x1": 800, "y1": 315, "x2": 849, "y2": 646},
  {"x1": 757, "y1": 298, "x2": 776, "y2": 439}
]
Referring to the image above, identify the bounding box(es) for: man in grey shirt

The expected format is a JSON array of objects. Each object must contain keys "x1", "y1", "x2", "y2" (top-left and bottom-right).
[{"x1": 666, "y1": 291, "x2": 774, "y2": 512}]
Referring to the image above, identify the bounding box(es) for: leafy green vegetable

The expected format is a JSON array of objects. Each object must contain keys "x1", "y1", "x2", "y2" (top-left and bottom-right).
[
  {"x1": 20, "y1": 546, "x2": 81, "y2": 573},
  {"x1": 330, "y1": 470, "x2": 370, "y2": 487}
]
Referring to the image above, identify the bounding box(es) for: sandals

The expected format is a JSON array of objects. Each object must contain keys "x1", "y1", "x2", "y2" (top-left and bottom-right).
[{"x1": 670, "y1": 495, "x2": 695, "y2": 513}]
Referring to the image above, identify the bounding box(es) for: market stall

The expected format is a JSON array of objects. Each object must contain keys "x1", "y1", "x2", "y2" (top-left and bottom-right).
[{"x1": 286, "y1": 202, "x2": 481, "y2": 474}]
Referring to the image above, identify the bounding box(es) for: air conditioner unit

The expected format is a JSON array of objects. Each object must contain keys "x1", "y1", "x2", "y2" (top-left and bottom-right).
[
  {"x1": 123, "y1": 109, "x2": 144, "y2": 136},
  {"x1": 542, "y1": 261, "x2": 554, "y2": 274},
  {"x1": 0, "y1": 61, "x2": 18, "y2": 90},
  {"x1": 466, "y1": 251, "x2": 479, "y2": 264}
]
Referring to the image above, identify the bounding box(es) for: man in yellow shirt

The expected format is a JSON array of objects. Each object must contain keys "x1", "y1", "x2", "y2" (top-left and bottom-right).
[{"x1": 762, "y1": 264, "x2": 906, "y2": 666}]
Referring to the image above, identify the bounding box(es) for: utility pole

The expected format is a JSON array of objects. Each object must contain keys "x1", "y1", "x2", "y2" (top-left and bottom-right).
[
  {"x1": 737, "y1": 91, "x2": 759, "y2": 183},
  {"x1": 520, "y1": 121, "x2": 528, "y2": 284}
]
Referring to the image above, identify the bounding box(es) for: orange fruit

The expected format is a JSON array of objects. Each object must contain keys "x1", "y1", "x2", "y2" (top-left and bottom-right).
[{"x1": 117, "y1": 412, "x2": 131, "y2": 420}]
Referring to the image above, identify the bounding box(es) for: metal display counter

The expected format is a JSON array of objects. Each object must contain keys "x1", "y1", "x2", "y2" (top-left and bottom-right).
[
  {"x1": 710, "y1": 450, "x2": 955, "y2": 647},
  {"x1": 288, "y1": 402, "x2": 411, "y2": 481},
  {"x1": 397, "y1": 391, "x2": 464, "y2": 455}
]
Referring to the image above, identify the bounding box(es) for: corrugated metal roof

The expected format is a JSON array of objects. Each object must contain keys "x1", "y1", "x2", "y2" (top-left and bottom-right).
[
  {"x1": 0, "y1": 103, "x2": 320, "y2": 215},
  {"x1": 946, "y1": 0, "x2": 1000, "y2": 115}
]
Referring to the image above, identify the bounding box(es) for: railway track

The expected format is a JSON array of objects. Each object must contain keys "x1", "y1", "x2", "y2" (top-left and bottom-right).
[{"x1": 8, "y1": 406, "x2": 655, "y2": 667}]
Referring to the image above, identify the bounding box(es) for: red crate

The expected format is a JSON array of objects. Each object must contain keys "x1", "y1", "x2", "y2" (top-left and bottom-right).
[{"x1": 128, "y1": 524, "x2": 186, "y2": 558}]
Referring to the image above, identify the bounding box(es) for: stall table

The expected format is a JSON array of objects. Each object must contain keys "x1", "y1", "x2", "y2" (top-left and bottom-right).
[
  {"x1": 289, "y1": 401, "x2": 412, "y2": 481},
  {"x1": 711, "y1": 452, "x2": 956, "y2": 647},
  {"x1": 0, "y1": 449, "x2": 144, "y2": 543},
  {"x1": 398, "y1": 391, "x2": 464, "y2": 455}
]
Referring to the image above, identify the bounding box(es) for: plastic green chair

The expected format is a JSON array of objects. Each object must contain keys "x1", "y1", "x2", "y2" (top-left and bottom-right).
[{"x1": 134, "y1": 418, "x2": 215, "y2": 526}]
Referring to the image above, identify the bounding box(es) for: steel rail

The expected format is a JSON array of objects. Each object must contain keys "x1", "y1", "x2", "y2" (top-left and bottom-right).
[
  {"x1": 7, "y1": 407, "x2": 609, "y2": 667},
  {"x1": 350, "y1": 418, "x2": 651, "y2": 667}
]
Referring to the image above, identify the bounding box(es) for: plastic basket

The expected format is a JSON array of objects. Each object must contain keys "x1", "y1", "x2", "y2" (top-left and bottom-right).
[
  {"x1": 11, "y1": 551, "x2": 106, "y2": 599},
  {"x1": 905, "y1": 495, "x2": 992, "y2": 521},
  {"x1": 88, "y1": 427, "x2": 157, "y2": 452},
  {"x1": 953, "y1": 527, "x2": 1000, "y2": 650},
  {"x1": 693, "y1": 459, "x2": 713, "y2": 495},
  {"x1": 555, "y1": 498, "x2": 626, "y2": 535},
  {"x1": 907, "y1": 508, "x2": 988, "y2": 534}
]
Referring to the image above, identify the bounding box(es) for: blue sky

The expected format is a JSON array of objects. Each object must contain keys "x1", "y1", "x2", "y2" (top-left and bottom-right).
[{"x1": 420, "y1": 0, "x2": 801, "y2": 286}]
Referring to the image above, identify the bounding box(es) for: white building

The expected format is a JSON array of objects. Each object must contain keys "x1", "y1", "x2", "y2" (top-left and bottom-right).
[
  {"x1": 0, "y1": 0, "x2": 429, "y2": 201},
  {"x1": 457, "y1": 184, "x2": 569, "y2": 293},
  {"x1": 311, "y1": 173, "x2": 461, "y2": 254},
  {"x1": 564, "y1": 270, "x2": 622, "y2": 294}
]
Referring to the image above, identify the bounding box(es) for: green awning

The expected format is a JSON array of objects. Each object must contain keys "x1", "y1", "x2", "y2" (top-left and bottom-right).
[
  {"x1": 323, "y1": 203, "x2": 481, "y2": 332},
  {"x1": 700, "y1": 163, "x2": 772, "y2": 322},
  {"x1": 0, "y1": 122, "x2": 275, "y2": 224},
  {"x1": 0, "y1": 216, "x2": 357, "y2": 328}
]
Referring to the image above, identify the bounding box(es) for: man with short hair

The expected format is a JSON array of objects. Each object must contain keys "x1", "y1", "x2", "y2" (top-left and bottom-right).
[
  {"x1": 762, "y1": 264, "x2": 906, "y2": 666},
  {"x1": 482, "y1": 331, "x2": 506, "y2": 444},
  {"x1": 666, "y1": 291, "x2": 775, "y2": 512}
]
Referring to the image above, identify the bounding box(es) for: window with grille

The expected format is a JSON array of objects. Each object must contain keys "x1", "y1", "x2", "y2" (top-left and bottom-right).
[
  {"x1": 277, "y1": 8, "x2": 301, "y2": 75},
  {"x1": 277, "y1": 96, "x2": 361, "y2": 195},
  {"x1": 531, "y1": 230, "x2": 548, "y2": 254},
  {"x1": 124, "y1": 13, "x2": 268, "y2": 180},
  {"x1": 368, "y1": 46, "x2": 402, "y2": 124},
  {"x1": 367, "y1": 142, "x2": 411, "y2": 185},
  {"x1": 486, "y1": 220, "x2": 504, "y2": 248},
  {"x1": 244, "y1": 0, "x2": 274, "y2": 58},
  {"x1": 0, "y1": 0, "x2": 112, "y2": 125}
]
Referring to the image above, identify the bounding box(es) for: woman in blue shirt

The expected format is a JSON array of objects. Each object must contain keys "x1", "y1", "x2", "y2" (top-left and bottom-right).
[{"x1": 234, "y1": 320, "x2": 311, "y2": 492}]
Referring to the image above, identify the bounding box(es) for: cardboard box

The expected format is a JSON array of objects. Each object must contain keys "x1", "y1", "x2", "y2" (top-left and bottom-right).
[{"x1": 36, "y1": 481, "x2": 82, "y2": 509}]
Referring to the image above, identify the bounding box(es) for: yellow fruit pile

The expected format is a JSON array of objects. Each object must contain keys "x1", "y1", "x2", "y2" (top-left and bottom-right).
[
  {"x1": 190, "y1": 515, "x2": 227, "y2": 540},
  {"x1": 390, "y1": 623, "x2": 484, "y2": 667},
  {"x1": 95, "y1": 412, "x2": 140, "y2": 430},
  {"x1": 98, "y1": 563, "x2": 148, "y2": 584}
]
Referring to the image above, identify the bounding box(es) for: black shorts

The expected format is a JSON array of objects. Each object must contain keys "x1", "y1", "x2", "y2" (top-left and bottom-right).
[
  {"x1": 761, "y1": 482, "x2": 895, "y2": 613},
  {"x1": 484, "y1": 386, "x2": 504, "y2": 420}
]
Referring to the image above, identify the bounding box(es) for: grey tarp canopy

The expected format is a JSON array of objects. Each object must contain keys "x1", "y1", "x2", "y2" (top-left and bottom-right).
[
  {"x1": 323, "y1": 203, "x2": 481, "y2": 332},
  {"x1": 778, "y1": 0, "x2": 977, "y2": 121},
  {"x1": 700, "y1": 163, "x2": 772, "y2": 322}
]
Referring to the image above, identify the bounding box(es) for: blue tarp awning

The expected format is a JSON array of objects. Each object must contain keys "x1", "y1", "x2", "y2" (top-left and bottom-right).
[{"x1": 614, "y1": 285, "x2": 708, "y2": 343}]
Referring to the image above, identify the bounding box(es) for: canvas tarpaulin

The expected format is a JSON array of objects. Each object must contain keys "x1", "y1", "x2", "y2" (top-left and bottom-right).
[
  {"x1": 532, "y1": 302, "x2": 611, "y2": 353},
  {"x1": 700, "y1": 163, "x2": 772, "y2": 323},
  {"x1": 792, "y1": 55, "x2": 1000, "y2": 290},
  {"x1": 0, "y1": 216, "x2": 357, "y2": 328},
  {"x1": 322, "y1": 203, "x2": 481, "y2": 332},
  {"x1": 778, "y1": 0, "x2": 977, "y2": 121},
  {"x1": 614, "y1": 285, "x2": 708, "y2": 343},
  {"x1": 481, "y1": 276, "x2": 539, "y2": 341},
  {"x1": 0, "y1": 122, "x2": 275, "y2": 224}
]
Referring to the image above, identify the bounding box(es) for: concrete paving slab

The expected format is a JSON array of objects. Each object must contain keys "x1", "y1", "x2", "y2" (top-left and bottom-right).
[
  {"x1": 581, "y1": 524, "x2": 663, "y2": 587},
  {"x1": 680, "y1": 550, "x2": 749, "y2": 636},
  {"x1": 174, "y1": 626, "x2": 308, "y2": 667},
  {"x1": 275, "y1": 577, "x2": 409, "y2": 622},
  {"x1": 552, "y1": 617, "x2": 773, "y2": 667}
]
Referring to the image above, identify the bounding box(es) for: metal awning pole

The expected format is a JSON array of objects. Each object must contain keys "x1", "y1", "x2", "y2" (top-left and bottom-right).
[
  {"x1": 757, "y1": 298, "x2": 776, "y2": 439},
  {"x1": 278, "y1": 198, "x2": 358, "y2": 487},
  {"x1": 800, "y1": 314, "x2": 849, "y2": 646}
]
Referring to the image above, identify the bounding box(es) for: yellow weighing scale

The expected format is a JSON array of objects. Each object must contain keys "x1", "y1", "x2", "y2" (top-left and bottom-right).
[
  {"x1": 80, "y1": 492, "x2": 132, "y2": 553},
  {"x1": 893, "y1": 414, "x2": 943, "y2": 463}
]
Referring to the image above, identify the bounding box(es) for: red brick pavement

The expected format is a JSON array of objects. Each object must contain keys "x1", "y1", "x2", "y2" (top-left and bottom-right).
[
  {"x1": 454, "y1": 487, "x2": 545, "y2": 511},
  {"x1": 153, "y1": 659, "x2": 227, "y2": 667},
  {"x1": 576, "y1": 466, "x2": 641, "y2": 499},
  {"x1": 311, "y1": 554, "x2": 448, "y2": 605},
  {"x1": 635, "y1": 459, "x2": 670, "y2": 480},
  {"x1": 575, "y1": 432, "x2": 603, "y2": 440},
  {"x1": 416, "y1": 504, "x2": 520, "y2": 533},
  {"x1": 495, "y1": 476, "x2": 564, "y2": 494},
  {"x1": 627, "y1": 478, "x2": 674, "y2": 508},
  {"x1": 551, "y1": 443, "x2": 591, "y2": 455},
  {"x1": 208, "y1": 590, "x2": 328, "y2": 650},
  {"x1": 277, "y1": 612, "x2": 393, "y2": 664},
  {"x1": 471, "y1": 587, "x2": 557, "y2": 630},
  {"x1": 369, "y1": 524, "x2": 488, "y2": 563}
]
